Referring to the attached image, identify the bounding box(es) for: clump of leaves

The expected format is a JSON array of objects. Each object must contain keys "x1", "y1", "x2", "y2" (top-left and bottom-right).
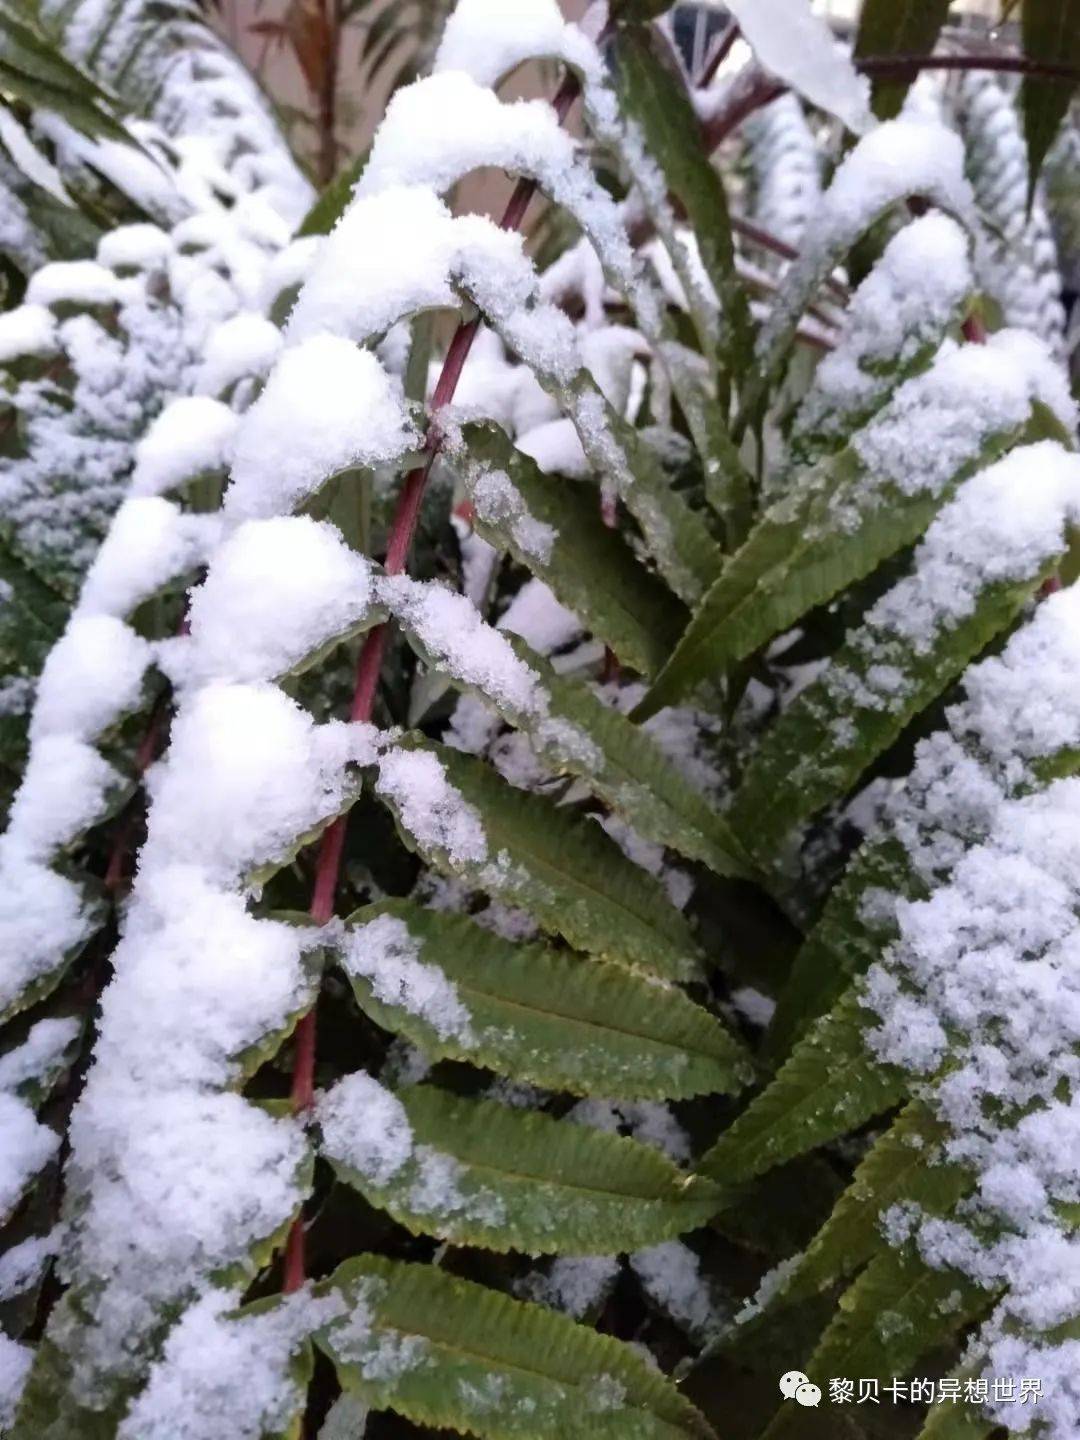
[{"x1": 4, "y1": 3, "x2": 1080, "y2": 1440}]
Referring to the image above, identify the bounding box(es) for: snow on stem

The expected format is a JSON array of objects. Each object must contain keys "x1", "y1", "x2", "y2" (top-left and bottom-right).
[{"x1": 282, "y1": 56, "x2": 587, "y2": 1296}]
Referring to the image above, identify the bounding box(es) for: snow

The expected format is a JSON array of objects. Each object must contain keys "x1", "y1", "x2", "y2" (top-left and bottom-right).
[
  {"x1": 466, "y1": 465, "x2": 557, "y2": 562},
  {"x1": 376, "y1": 747, "x2": 488, "y2": 867},
  {"x1": 0, "y1": 1229, "x2": 61, "y2": 1303},
  {"x1": 434, "y1": 0, "x2": 566, "y2": 86},
  {"x1": 118, "y1": 1287, "x2": 343, "y2": 1440},
  {"x1": 723, "y1": 0, "x2": 871, "y2": 133},
  {"x1": 80, "y1": 498, "x2": 219, "y2": 619},
  {"x1": 745, "y1": 95, "x2": 821, "y2": 251},
  {"x1": 382, "y1": 574, "x2": 545, "y2": 719},
  {"x1": 169, "y1": 517, "x2": 378, "y2": 687},
  {"x1": 518, "y1": 1255, "x2": 620, "y2": 1319},
  {"x1": 0, "y1": 1334, "x2": 32, "y2": 1432},
  {"x1": 757, "y1": 118, "x2": 974, "y2": 369},
  {"x1": 516, "y1": 418, "x2": 589, "y2": 477},
  {"x1": 98, "y1": 868, "x2": 317, "y2": 1090},
  {"x1": 194, "y1": 313, "x2": 283, "y2": 397},
  {"x1": 225, "y1": 337, "x2": 418, "y2": 520},
  {"x1": 0, "y1": 304, "x2": 57, "y2": 364},
  {"x1": 855, "y1": 442, "x2": 1080, "y2": 652},
  {"x1": 0, "y1": 1018, "x2": 78, "y2": 1097},
  {"x1": 65, "y1": 1090, "x2": 308, "y2": 1393},
  {"x1": 31, "y1": 616, "x2": 150, "y2": 742},
  {"x1": 0, "y1": 1091, "x2": 59, "y2": 1217},
  {"x1": 631, "y1": 1241, "x2": 722, "y2": 1342},
  {"x1": 0, "y1": 851, "x2": 95, "y2": 1017},
  {"x1": 340, "y1": 913, "x2": 475, "y2": 1045},
  {"x1": 317, "y1": 1072, "x2": 414, "y2": 1185},
  {"x1": 130, "y1": 397, "x2": 239, "y2": 497},
  {"x1": 797, "y1": 213, "x2": 972, "y2": 445},
  {"x1": 357, "y1": 73, "x2": 576, "y2": 203},
  {"x1": 288, "y1": 187, "x2": 528, "y2": 348},
  {"x1": 498, "y1": 580, "x2": 583, "y2": 655},
  {"x1": 26, "y1": 259, "x2": 134, "y2": 310},
  {"x1": 844, "y1": 330, "x2": 1075, "y2": 516},
  {"x1": 4, "y1": 735, "x2": 121, "y2": 859},
  {"x1": 142, "y1": 682, "x2": 376, "y2": 881},
  {"x1": 96, "y1": 225, "x2": 173, "y2": 272}
]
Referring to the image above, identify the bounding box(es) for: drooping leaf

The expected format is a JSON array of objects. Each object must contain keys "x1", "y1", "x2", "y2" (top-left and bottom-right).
[
  {"x1": 376, "y1": 736, "x2": 704, "y2": 981},
  {"x1": 0, "y1": 2, "x2": 131, "y2": 145},
  {"x1": 727, "y1": 511, "x2": 1068, "y2": 864},
  {"x1": 387, "y1": 572, "x2": 754, "y2": 877},
  {"x1": 769, "y1": 1103, "x2": 972, "y2": 1311},
  {"x1": 635, "y1": 388, "x2": 1060, "y2": 721},
  {"x1": 1020, "y1": 0, "x2": 1080, "y2": 196},
  {"x1": 610, "y1": 24, "x2": 752, "y2": 383},
  {"x1": 322, "y1": 1081, "x2": 724, "y2": 1254},
  {"x1": 702, "y1": 989, "x2": 907, "y2": 1186},
  {"x1": 457, "y1": 421, "x2": 688, "y2": 678},
  {"x1": 765, "y1": 837, "x2": 915, "y2": 1064},
  {"x1": 315, "y1": 1253, "x2": 716, "y2": 1439},
  {"x1": 341, "y1": 899, "x2": 752, "y2": 1099},
  {"x1": 853, "y1": 0, "x2": 952, "y2": 120},
  {"x1": 297, "y1": 146, "x2": 370, "y2": 237},
  {"x1": 760, "y1": 1248, "x2": 988, "y2": 1439}
]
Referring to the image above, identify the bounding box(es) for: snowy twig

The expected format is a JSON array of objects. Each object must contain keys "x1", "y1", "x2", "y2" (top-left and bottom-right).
[{"x1": 281, "y1": 60, "x2": 587, "y2": 1296}]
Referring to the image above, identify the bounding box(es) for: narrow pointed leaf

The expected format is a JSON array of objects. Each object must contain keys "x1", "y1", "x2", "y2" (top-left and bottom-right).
[
  {"x1": 702, "y1": 989, "x2": 906, "y2": 1186},
  {"x1": 458, "y1": 421, "x2": 688, "y2": 678},
  {"x1": 854, "y1": 0, "x2": 952, "y2": 120},
  {"x1": 1020, "y1": 0, "x2": 1080, "y2": 195},
  {"x1": 771, "y1": 1103, "x2": 972, "y2": 1310},
  {"x1": 376, "y1": 736, "x2": 703, "y2": 981},
  {"x1": 341, "y1": 900, "x2": 752, "y2": 1099},
  {"x1": 636, "y1": 376, "x2": 1063, "y2": 721},
  {"x1": 315, "y1": 1254, "x2": 716, "y2": 1439},
  {"x1": 762, "y1": 1248, "x2": 988, "y2": 1438},
  {"x1": 728, "y1": 444, "x2": 1076, "y2": 861},
  {"x1": 322, "y1": 1082, "x2": 723, "y2": 1254},
  {"x1": 610, "y1": 25, "x2": 752, "y2": 382}
]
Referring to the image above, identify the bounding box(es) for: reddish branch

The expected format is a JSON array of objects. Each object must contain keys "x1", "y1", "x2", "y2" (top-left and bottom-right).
[
  {"x1": 702, "y1": 51, "x2": 1080, "y2": 153},
  {"x1": 282, "y1": 64, "x2": 584, "y2": 1297}
]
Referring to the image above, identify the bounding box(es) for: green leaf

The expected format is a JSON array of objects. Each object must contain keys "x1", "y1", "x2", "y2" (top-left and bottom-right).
[
  {"x1": 323, "y1": 1081, "x2": 723, "y2": 1254},
  {"x1": 11, "y1": 1297, "x2": 130, "y2": 1440},
  {"x1": 458, "y1": 421, "x2": 688, "y2": 678},
  {"x1": 517, "y1": 640, "x2": 757, "y2": 879},
  {"x1": 765, "y1": 837, "x2": 915, "y2": 1063},
  {"x1": 315, "y1": 1254, "x2": 716, "y2": 1439},
  {"x1": 916, "y1": 1400, "x2": 997, "y2": 1440},
  {"x1": 1021, "y1": 0, "x2": 1080, "y2": 196},
  {"x1": 635, "y1": 391, "x2": 1048, "y2": 721},
  {"x1": 561, "y1": 379, "x2": 724, "y2": 605},
  {"x1": 341, "y1": 899, "x2": 753, "y2": 1099},
  {"x1": 388, "y1": 573, "x2": 754, "y2": 878},
  {"x1": 761, "y1": 1248, "x2": 987, "y2": 1438},
  {"x1": 727, "y1": 520, "x2": 1065, "y2": 864},
  {"x1": 0, "y1": 2, "x2": 131, "y2": 146},
  {"x1": 771, "y1": 1103, "x2": 972, "y2": 1310},
  {"x1": 702, "y1": 989, "x2": 907, "y2": 1186},
  {"x1": 610, "y1": 26, "x2": 753, "y2": 384},
  {"x1": 297, "y1": 146, "x2": 370, "y2": 237},
  {"x1": 376, "y1": 736, "x2": 704, "y2": 981},
  {"x1": 854, "y1": 0, "x2": 952, "y2": 120}
]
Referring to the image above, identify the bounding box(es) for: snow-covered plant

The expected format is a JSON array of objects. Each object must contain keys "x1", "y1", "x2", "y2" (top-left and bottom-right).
[
  {"x1": 5, "y1": 1, "x2": 1080, "y2": 1438},
  {"x1": 0, "y1": 0, "x2": 310, "y2": 791}
]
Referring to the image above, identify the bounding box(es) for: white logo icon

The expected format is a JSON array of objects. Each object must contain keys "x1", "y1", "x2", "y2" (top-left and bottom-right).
[{"x1": 779, "y1": 1371, "x2": 821, "y2": 1407}]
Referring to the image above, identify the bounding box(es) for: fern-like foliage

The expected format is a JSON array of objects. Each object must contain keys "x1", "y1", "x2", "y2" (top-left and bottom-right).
[{"x1": 2, "y1": 2, "x2": 1080, "y2": 1439}]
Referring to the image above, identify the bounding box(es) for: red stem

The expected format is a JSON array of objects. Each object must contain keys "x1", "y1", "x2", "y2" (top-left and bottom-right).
[
  {"x1": 702, "y1": 51, "x2": 1080, "y2": 154},
  {"x1": 699, "y1": 20, "x2": 739, "y2": 87},
  {"x1": 282, "y1": 62, "x2": 584, "y2": 1297}
]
